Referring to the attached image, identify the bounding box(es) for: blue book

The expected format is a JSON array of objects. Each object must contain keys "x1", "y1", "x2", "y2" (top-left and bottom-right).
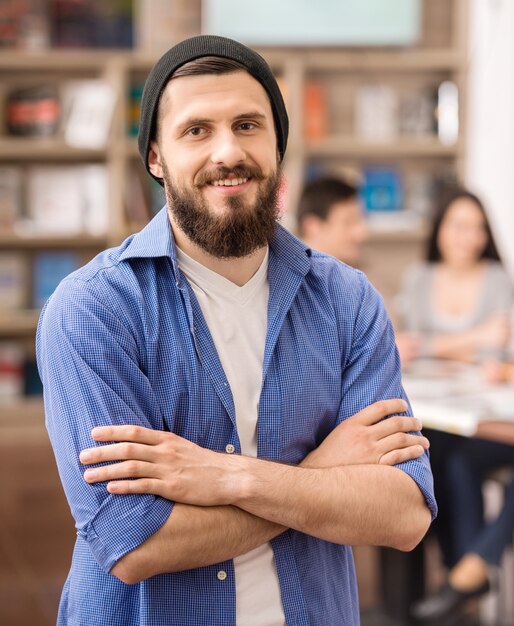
[
  {"x1": 32, "y1": 251, "x2": 79, "y2": 309},
  {"x1": 361, "y1": 167, "x2": 403, "y2": 213}
]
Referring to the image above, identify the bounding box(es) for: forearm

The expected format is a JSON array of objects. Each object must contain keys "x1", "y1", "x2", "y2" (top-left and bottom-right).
[
  {"x1": 234, "y1": 458, "x2": 431, "y2": 551},
  {"x1": 111, "y1": 502, "x2": 285, "y2": 584},
  {"x1": 429, "y1": 330, "x2": 480, "y2": 361},
  {"x1": 84, "y1": 402, "x2": 430, "y2": 583}
]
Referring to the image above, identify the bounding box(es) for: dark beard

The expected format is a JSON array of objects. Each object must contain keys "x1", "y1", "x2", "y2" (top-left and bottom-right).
[{"x1": 162, "y1": 162, "x2": 281, "y2": 259}]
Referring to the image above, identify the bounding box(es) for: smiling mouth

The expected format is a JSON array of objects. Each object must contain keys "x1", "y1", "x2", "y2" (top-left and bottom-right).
[{"x1": 209, "y1": 177, "x2": 249, "y2": 187}]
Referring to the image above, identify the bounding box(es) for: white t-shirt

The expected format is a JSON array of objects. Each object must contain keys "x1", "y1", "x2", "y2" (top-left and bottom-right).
[{"x1": 177, "y1": 246, "x2": 285, "y2": 626}]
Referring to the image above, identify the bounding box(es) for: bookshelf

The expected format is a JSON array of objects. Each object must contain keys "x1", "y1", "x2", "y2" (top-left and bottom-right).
[{"x1": 0, "y1": 0, "x2": 468, "y2": 407}]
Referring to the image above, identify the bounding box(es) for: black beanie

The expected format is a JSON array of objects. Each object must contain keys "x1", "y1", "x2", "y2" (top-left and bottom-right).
[{"x1": 138, "y1": 35, "x2": 289, "y2": 184}]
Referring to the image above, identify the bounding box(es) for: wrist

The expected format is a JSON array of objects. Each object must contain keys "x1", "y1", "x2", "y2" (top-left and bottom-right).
[{"x1": 223, "y1": 453, "x2": 255, "y2": 504}]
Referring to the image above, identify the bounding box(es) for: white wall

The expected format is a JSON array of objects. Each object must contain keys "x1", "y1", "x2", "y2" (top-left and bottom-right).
[{"x1": 466, "y1": 0, "x2": 514, "y2": 280}]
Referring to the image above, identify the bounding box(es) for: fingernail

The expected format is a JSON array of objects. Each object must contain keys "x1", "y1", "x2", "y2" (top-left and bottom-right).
[
  {"x1": 108, "y1": 482, "x2": 119, "y2": 492},
  {"x1": 84, "y1": 469, "x2": 97, "y2": 481},
  {"x1": 80, "y1": 451, "x2": 90, "y2": 463}
]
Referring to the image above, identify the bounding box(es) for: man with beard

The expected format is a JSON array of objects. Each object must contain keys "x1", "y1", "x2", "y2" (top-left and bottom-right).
[{"x1": 37, "y1": 36, "x2": 435, "y2": 626}]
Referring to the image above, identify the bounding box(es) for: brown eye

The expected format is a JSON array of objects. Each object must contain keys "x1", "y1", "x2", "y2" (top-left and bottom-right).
[{"x1": 238, "y1": 122, "x2": 256, "y2": 131}]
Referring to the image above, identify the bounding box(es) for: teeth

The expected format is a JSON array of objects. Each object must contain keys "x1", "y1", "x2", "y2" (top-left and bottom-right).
[{"x1": 212, "y1": 177, "x2": 248, "y2": 187}]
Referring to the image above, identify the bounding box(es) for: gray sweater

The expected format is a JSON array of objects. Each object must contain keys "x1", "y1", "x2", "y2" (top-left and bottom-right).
[{"x1": 396, "y1": 260, "x2": 513, "y2": 343}]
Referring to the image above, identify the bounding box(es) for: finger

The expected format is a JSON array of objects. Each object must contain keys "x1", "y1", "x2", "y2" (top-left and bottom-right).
[
  {"x1": 377, "y1": 433, "x2": 429, "y2": 457},
  {"x1": 80, "y1": 441, "x2": 154, "y2": 465},
  {"x1": 379, "y1": 444, "x2": 426, "y2": 466},
  {"x1": 372, "y1": 415, "x2": 422, "y2": 439},
  {"x1": 83, "y1": 460, "x2": 157, "y2": 483},
  {"x1": 91, "y1": 424, "x2": 165, "y2": 445},
  {"x1": 107, "y1": 478, "x2": 164, "y2": 496},
  {"x1": 352, "y1": 399, "x2": 409, "y2": 426}
]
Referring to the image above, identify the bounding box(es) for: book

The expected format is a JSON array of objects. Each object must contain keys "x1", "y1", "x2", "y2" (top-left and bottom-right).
[
  {"x1": 32, "y1": 251, "x2": 79, "y2": 309},
  {"x1": 24, "y1": 358, "x2": 43, "y2": 396},
  {"x1": 0, "y1": 0, "x2": 50, "y2": 49},
  {"x1": 399, "y1": 89, "x2": 437, "y2": 137},
  {"x1": 0, "y1": 253, "x2": 27, "y2": 310},
  {"x1": 25, "y1": 165, "x2": 109, "y2": 235},
  {"x1": 26, "y1": 166, "x2": 83, "y2": 234},
  {"x1": 6, "y1": 84, "x2": 60, "y2": 136},
  {"x1": 361, "y1": 166, "x2": 403, "y2": 213},
  {"x1": 62, "y1": 80, "x2": 117, "y2": 149},
  {"x1": 355, "y1": 85, "x2": 399, "y2": 141},
  {"x1": 303, "y1": 80, "x2": 328, "y2": 142},
  {"x1": 49, "y1": 0, "x2": 134, "y2": 48},
  {"x1": 0, "y1": 343, "x2": 24, "y2": 401},
  {"x1": 128, "y1": 82, "x2": 144, "y2": 137},
  {"x1": 0, "y1": 166, "x2": 22, "y2": 231}
]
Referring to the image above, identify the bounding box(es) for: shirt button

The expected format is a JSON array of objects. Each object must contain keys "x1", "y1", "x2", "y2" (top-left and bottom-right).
[
  {"x1": 225, "y1": 444, "x2": 235, "y2": 454},
  {"x1": 217, "y1": 570, "x2": 227, "y2": 581}
]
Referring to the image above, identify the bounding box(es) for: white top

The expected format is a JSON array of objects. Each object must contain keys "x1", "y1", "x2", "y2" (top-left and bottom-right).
[{"x1": 177, "y1": 246, "x2": 285, "y2": 626}]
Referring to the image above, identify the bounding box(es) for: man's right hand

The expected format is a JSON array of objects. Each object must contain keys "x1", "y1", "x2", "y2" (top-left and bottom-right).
[{"x1": 302, "y1": 399, "x2": 429, "y2": 469}]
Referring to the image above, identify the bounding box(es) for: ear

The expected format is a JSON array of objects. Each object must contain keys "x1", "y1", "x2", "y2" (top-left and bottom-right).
[{"x1": 148, "y1": 141, "x2": 163, "y2": 179}]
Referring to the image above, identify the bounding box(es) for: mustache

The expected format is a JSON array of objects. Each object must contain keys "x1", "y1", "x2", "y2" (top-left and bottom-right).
[{"x1": 195, "y1": 165, "x2": 264, "y2": 186}]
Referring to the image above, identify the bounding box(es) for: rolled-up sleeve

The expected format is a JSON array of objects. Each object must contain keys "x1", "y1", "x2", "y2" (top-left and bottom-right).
[
  {"x1": 337, "y1": 271, "x2": 437, "y2": 519},
  {"x1": 36, "y1": 276, "x2": 173, "y2": 573}
]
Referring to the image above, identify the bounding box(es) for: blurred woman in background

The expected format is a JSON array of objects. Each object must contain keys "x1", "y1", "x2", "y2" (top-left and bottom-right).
[
  {"x1": 395, "y1": 188, "x2": 514, "y2": 623},
  {"x1": 396, "y1": 187, "x2": 511, "y2": 365}
]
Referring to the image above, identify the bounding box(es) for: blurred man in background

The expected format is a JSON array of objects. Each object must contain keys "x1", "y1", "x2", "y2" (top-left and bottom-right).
[{"x1": 297, "y1": 176, "x2": 368, "y2": 266}]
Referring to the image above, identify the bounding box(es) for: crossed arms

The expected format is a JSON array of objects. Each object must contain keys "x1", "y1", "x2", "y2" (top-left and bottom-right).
[{"x1": 80, "y1": 399, "x2": 432, "y2": 584}]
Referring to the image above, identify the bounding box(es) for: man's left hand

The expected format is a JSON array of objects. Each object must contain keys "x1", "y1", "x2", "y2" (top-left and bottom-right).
[{"x1": 80, "y1": 425, "x2": 243, "y2": 505}]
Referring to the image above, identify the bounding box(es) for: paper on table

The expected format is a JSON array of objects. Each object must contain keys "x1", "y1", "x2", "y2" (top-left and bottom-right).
[{"x1": 409, "y1": 400, "x2": 479, "y2": 437}]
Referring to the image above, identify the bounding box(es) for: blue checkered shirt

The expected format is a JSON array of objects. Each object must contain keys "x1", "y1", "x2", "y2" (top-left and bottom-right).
[{"x1": 37, "y1": 207, "x2": 436, "y2": 626}]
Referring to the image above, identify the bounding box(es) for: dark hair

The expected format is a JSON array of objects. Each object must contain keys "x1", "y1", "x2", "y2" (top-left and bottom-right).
[
  {"x1": 426, "y1": 187, "x2": 501, "y2": 262},
  {"x1": 172, "y1": 56, "x2": 247, "y2": 78},
  {"x1": 297, "y1": 177, "x2": 358, "y2": 234},
  {"x1": 157, "y1": 57, "x2": 248, "y2": 138}
]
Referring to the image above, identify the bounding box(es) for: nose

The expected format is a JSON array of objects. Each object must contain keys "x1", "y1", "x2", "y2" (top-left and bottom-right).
[{"x1": 210, "y1": 129, "x2": 246, "y2": 168}]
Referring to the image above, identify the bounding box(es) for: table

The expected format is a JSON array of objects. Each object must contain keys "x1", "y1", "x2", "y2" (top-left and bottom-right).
[
  {"x1": 402, "y1": 358, "x2": 514, "y2": 443},
  {"x1": 380, "y1": 359, "x2": 514, "y2": 624}
]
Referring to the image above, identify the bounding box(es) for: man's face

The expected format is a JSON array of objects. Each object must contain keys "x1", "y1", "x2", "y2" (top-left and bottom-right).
[
  {"x1": 148, "y1": 70, "x2": 281, "y2": 258},
  {"x1": 307, "y1": 199, "x2": 368, "y2": 266}
]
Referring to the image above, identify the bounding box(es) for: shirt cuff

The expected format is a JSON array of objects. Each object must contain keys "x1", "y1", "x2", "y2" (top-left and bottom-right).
[
  {"x1": 79, "y1": 493, "x2": 174, "y2": 573},
  {"x1": 397, "y1": 454, "x2": 438, "y2": 520}
]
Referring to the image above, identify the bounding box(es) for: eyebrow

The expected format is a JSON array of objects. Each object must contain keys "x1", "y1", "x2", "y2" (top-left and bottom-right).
[
  {"x1": 236, "y1": 111, "x2": 267, "y2": 121},
  {"x1": 176, "y1": 111, "x2": 268, "y2": 131}
]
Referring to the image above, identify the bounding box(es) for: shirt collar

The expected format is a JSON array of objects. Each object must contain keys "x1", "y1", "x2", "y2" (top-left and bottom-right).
[
  {"x1": 119, "y1": 207, "x2": 176, "y2": 262},
  {"x1": 119, "y1": 206, "x2": 312, "y2": 278}
]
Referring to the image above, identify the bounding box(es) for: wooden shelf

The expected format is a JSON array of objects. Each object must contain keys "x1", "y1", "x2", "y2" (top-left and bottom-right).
[
  {"x1": 0, "y1": 49, "x2": 131, "y2": 71},
  {"x1": 0, "y1": 137, "x2": 107, "y2": 161},
  {"x1": 0, "y1": 48, "x2": 463, "y2": 73},
  {"x1": 301, "y1": 48, "x2": 464, "y2": 72},
  {"x1": 0, "y1": 232, "x2": 108, "y2": 249},
  {"x1": 306, "y1": 136, "x2": 460, "y2": 158},
  {"x1": 0, "y1": 309, "x2": 41, "y2": 337}
]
